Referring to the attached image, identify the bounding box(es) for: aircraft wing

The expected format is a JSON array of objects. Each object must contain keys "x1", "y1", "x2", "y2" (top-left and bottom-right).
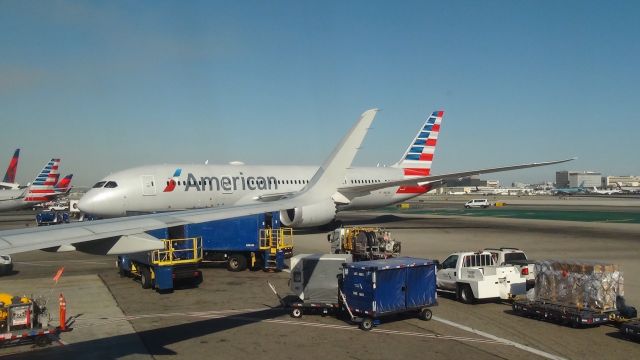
[
  {"x1": 0, "y1": 199, "x2": 302, "y2": 255},
  {"x1": 0, "y1": 109, "x2": 379, "y2": 255},
  {"x1": 337, "y1": 158, "x2": 575, "y2": 199}
]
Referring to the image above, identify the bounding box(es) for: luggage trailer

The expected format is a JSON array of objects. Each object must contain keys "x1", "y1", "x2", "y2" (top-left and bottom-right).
[{"x1": 512, "y1": 300, "x2": 615, "y2": 328}]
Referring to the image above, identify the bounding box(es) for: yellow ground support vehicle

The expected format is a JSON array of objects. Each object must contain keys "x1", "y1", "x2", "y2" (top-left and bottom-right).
[
  {"x1": 0, "y1": 293, "x2": 62, "y2": 347},
  {"x1": 327, "y1": 227, "x2": 401, "y2": 261},
  {"x1": 117, "y1": 238, "x2": 203, "y2": 292}
]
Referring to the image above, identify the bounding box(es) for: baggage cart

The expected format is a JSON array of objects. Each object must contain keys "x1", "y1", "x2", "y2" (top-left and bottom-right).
[
  {"x1": 286, "y1": 254, "x2": 352, "y2": 318},
  {"x1": 512, "y1": 300, "x2": 614, "y2": 328},
  {"x1": 620, "y1": 320, "x2": 640, "y2": 341},
  {"x1": 341, "y1": 257, "x2": 437, "y2": 330}
]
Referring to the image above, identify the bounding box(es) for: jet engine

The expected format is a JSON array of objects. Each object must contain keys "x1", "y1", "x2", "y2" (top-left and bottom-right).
[{"x1": 280, "y1": 200, "x2": 337, "y2": 228}]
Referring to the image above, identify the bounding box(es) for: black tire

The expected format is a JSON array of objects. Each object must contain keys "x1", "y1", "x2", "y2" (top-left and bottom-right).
[
  {"x1": 359, "y1": 317, "x2": 374, "y2": 331},
  {"x1": 190, "y1": 273, "x2": 203, "y2": 287},
  {"x1": 418, "y1": 308, "x2": 432, "y2": 321},
  {"x1": 458, "y1": 284, "x2": 475, "y2": 304},
  {"x1": 140, "y1": 267, "x2": 152, "y2": 289},
  {"x1": 34, "y1": 335, "x2": 51, "y2": 347},
  {"x1": 227, "y1": 254, "x2": 247, "y2": 272},
  {"x1": 291, "y1": 308, "x2": 302, "y2": 318}
]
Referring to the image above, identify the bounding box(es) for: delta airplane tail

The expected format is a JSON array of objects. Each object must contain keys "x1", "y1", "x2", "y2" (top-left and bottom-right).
[
  {"x1": 2, "y1": 149, "x2": 20, "y2": 184},
  {"x1": 392, "y1": 110, "x2": 444, "y2": 194},
  {"x1": 55, "y1": 174, "x2": 73, "y2": 194},
  {"x1": 24, "y1": 159, "x2": 61, "y2": 202}
]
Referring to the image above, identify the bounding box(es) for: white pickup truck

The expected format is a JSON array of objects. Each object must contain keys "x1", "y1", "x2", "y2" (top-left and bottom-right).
[
  {"x1": 484, "y1": 248, "x2": 535, "y2": 290},
  {"x1": 436, "y1": 251, "x2": 527, "y2": 303}
]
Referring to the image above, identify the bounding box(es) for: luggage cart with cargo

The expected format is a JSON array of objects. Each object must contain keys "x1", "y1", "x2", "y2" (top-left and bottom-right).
[
  {"x1": 285, "y1": 254, "x2": 352, "y2": 318},
  {"x1": 341, "y1": 257, "x2": 438, "y2": 331},
  {"x1": 511, "y1": 260, "x2": 625, "y2": 328}
]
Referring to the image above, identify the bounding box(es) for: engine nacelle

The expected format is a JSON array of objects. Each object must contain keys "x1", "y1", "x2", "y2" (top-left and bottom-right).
[{"x1": 280, "y1": 201, "x2": 337, "y2": 228}]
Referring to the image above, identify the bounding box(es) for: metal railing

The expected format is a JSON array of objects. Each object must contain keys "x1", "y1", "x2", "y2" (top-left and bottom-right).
[
  {"x1": 259, "y1": 228, "x2": 294, "y2": 252},
  {"x1": 151, "y1": 237, "x2": 203, "y2": 266}
]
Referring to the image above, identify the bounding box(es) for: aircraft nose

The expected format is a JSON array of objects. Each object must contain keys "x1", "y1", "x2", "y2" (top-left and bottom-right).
[
  {"x1": 77, "y1": 192, "x2": 99, "y2": 215},
  {"x1": 78, "y1": 190, "x2": 124, "y2": 217}
]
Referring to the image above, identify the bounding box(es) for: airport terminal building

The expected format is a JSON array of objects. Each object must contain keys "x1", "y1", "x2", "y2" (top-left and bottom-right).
[{"x1": 556, "y1": 171, "x2": 601, "y2": 188}]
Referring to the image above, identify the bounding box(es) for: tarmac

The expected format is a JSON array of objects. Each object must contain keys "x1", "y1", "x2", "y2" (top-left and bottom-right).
[{"x1": 0, "y1": 199, "x2": 639, "y2": 359}]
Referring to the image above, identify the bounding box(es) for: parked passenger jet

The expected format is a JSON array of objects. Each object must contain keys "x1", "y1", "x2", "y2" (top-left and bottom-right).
[
  {"x1": 0, "y1": 149, "x2": 21, "y2": 190},
  {"x1": 0, "y1": 109, "x2": 573, "y2": 256},
  {"x1": 79, "y1": 111, "x2": 573, "y2": 228},
  {"x1": 0, "y1": 159, "x2": 73, "y2": 211},
  {"x1": 0, "y1": 109, "x2": 381, "y2": 255}
]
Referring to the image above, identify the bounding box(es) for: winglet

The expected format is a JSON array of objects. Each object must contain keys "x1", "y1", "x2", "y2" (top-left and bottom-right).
[{"x1": 303, "y1": 109, "x2": 379, "y2": 198}]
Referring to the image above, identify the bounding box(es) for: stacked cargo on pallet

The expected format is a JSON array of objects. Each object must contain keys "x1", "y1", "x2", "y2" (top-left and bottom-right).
[
  {"x1": 512, "y1": 260, "x2": 625, "y2": 327},
  {"x1": 533, "y1": 260, "x2": 623, "y2": 311}
]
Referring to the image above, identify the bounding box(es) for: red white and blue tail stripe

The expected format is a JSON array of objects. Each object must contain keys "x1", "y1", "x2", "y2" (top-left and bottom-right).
[
  {"x1": 3, "y1": 148, "x2": 20, "y2": 183},
  {"x1": 393, "y1": 111, "x2": 444, "y2": 194},
  {"x1": 25, "y1": 159, "x2": 61, "y2": 202}
]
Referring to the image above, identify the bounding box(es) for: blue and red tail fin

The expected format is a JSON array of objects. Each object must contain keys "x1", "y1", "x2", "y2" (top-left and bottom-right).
[
  {"x1": 393, "y1": 111, "x2": 444, "y2": 194},
  {"x1": 393, "y1": 110, "x2": 444, "y2": 175},
  {"x1": 55, "y1": 174, "x2": 73, "y2": 194},
  {"x1": 3, "y1": 148, "x2": 20, "y2": 183},
  {"x1": 25, "y1": 158, "x2": 61, "y2": 202}
]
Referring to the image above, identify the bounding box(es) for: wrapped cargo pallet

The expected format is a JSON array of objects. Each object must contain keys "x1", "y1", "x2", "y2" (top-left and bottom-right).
[{"x1": 534, "y1": 260, "x2": 623, "y2": 311}]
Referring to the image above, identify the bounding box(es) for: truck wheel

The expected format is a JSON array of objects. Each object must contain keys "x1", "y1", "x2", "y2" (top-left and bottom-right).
[
  {"x1": 291, "y1": 308, "x2": 302, "y2": 318},
  {"x1": 34, "y1": 335, "x2": 51, "y2": 347},
  {"x1": 458, "y1": 284, "x2": 475, "y2": 304},
  {"x1": 140, "y1": 267, "x2": 152, "y2": 289},
  {"x1": 419, "y1": 308, "x2": 432, "y2": 321},
  {"x1": 227, "y1": 254, "x2": 247, "y2": 272},
  {"x1": 359, "y1": 317, "x2": 374, "y2": 331}
]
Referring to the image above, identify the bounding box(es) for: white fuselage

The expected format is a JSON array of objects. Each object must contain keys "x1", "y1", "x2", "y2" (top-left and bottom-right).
[
  {"x1": 0, "y1": 189, "x2": 30, "y2": 211},
  {"x1": 78, "y1": 164, "x2": 426, "y2": 219}
]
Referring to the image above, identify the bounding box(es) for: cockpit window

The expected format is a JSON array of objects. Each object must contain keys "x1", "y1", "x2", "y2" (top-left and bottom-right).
[
  {"x1": 104, "y1": 181, "x2": 118, "y2": 188},
  {"x1": 93, "y1": 181, "x2": 107, "y2": 188}
]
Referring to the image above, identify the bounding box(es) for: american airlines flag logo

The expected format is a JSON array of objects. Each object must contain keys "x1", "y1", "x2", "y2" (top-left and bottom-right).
[{"x1": 163, "y1": 168, "x2": 182, "y2": 192}]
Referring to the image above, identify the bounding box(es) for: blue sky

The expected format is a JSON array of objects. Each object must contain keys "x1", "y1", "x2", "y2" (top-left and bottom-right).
[{"x1": 1, "y1": 1, "x2": 638, "y2": 187}]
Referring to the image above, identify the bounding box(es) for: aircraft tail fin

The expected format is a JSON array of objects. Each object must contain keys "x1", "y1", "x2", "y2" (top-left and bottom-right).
[
  {"x1": 392, "y1": 111, "x2": 444, "y2": 176},
  {"x1": 55, "y1": 174, "x2": 73, "y2": 194},
  {"x1": 3, "y1": 149, "x2": 20, "y2": 183},
  {"x1": 25, "y1": 159, "x2": 61, "y2": 202},
  {"x1": 392, "y1": 111, "x2": 444, "y2": 194}
]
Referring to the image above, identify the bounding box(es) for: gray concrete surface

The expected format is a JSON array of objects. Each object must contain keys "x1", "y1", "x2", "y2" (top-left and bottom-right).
[
  {"x1": 1, "y1": 203, "x2": 639, "y2": 359},
  {"x1": 0, "y1": 274, "x2": 150, "y2": 359}
]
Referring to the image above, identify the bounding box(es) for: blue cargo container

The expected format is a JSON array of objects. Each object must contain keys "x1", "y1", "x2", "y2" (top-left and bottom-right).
[
  {"x1": 182, "y1": 212, "x2": 290, "y2": 271},
  {"x1": 341, "y1": 257, "x2": 437, "y2": 330}
]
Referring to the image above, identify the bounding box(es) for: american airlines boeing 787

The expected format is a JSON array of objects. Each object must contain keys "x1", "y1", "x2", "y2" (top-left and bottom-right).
[{"x1": 78, "y1": 111, "x2": 572, "y2": 227}]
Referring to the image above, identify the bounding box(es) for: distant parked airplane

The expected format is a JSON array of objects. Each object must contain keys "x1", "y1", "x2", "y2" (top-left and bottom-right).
[
  {"x1": 588, "y1": 186, "x2": 622, "y2": 195},
  {"x1": 0, "y1": 159, "x2": 73, "y2": 211},
  {"x1": 552, "y1": 181, "x2": 587, "y2": 196}
]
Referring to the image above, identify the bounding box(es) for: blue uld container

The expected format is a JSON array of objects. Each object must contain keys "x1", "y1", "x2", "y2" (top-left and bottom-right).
[{"x1": 342, "y1": 257, "x2": 437, "y2": 319}]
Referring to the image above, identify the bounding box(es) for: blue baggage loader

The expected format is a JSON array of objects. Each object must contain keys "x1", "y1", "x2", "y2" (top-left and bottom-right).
[{"x1": 341, "y1": 257, "x2": 437, "y2": 330}]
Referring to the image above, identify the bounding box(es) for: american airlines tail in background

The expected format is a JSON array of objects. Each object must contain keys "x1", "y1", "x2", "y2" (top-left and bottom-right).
[{"x1": 0, "y1": 158, "x2": 72, "y2": 211}]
